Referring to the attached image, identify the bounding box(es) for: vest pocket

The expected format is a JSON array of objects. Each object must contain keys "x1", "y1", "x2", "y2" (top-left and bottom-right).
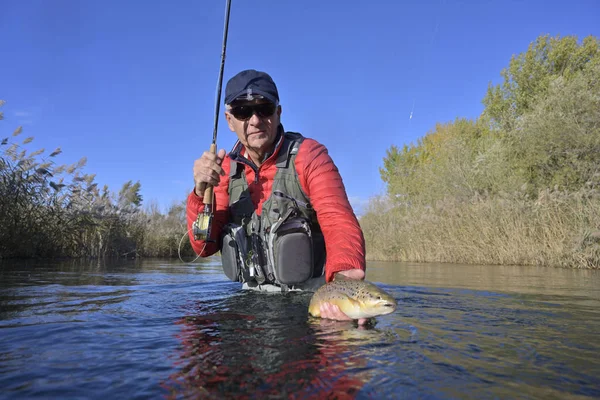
[
  {"x1": 221, "y1": 224, "x2": 254, "y2": 282},
  {"x1": 268, "y1": 217, "x2": 314, "y2": 284}
]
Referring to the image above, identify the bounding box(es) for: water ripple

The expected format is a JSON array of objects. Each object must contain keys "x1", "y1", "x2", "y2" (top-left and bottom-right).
[{"x1": 1, "y1": 260, "x2": 599, "y2": 399}]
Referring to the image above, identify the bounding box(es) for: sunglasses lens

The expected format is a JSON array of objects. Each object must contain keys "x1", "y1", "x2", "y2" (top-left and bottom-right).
[
  {"x1": 231, "y1": 103, "x2": 276, "y2": 120},
  {"x1": 231, "y1": 106, "x2": 253, "y2": 120},
  {"x1": 255, "y1": 103, "x2": 276, "y2": 117}
]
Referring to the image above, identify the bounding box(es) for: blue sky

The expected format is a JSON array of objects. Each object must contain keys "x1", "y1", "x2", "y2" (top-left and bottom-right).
[{"x1": 1, "y1": 0, "x2": 599, "y2": 215}]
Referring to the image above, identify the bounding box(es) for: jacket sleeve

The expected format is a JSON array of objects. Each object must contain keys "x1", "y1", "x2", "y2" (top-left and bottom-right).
[
  {"x1": 295, "y1": 138, "x2": 366, "y2": 282},
  {"x1": 186, "y1": 158, "x2": 231, "y2": 256}
]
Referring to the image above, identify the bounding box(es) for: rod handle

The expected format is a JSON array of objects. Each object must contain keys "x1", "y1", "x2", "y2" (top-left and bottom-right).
[{"x1": 202, "y1": 143, "x2": 217, "y2": 205}]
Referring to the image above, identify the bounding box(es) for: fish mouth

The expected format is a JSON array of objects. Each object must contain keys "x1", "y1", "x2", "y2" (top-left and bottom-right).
[
  {"x1": 383, "y1": 305, "x2": 396, "y2": 313},
  {"x1": 380, "y1": 301, "x2": 397, "y2": 314},
  {"x1": 363, "y1": 301, "x2": 396, "y2": 316}
]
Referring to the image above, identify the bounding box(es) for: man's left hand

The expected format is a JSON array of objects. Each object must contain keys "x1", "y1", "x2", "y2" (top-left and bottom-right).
[{"x1": 318, "y1": 269, "x2": 368, "y2": 326}]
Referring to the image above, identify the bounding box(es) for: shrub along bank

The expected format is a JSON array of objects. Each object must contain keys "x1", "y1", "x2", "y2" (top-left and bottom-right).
[{"x1": 361, "y1": 35, "x2": 600, "y2": 268}]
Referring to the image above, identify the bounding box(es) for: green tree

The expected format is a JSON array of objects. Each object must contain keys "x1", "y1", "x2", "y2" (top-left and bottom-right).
[
  {"x1": 482, "y1": 35, "x2": 599, "y2": 131},
  {"x1": 507, "y1": 63, "x2": 600, "y2": 192},
  {"x1": 379, "y1": 118, "x2": 497, "y2": 204},
  {"x1": 380, "y1": 35, "x2": 600, "y2": 202}
]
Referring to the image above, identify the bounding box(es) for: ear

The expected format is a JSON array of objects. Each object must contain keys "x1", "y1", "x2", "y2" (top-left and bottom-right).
[
  {"x1": 224, "y1": 111, "x2": 235, "y2": 131},
  {"x1": 277, "y1": 105, "x2": 282, "y2": 117}
]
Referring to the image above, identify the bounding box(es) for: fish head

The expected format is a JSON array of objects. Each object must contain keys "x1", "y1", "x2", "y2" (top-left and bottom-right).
[{"x1": 354, "y1": 283, "x2": 398, "y2": 318}]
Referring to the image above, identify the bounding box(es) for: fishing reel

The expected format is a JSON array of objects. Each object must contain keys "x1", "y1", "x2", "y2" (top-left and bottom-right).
[
  {"x1": 192, "y1": 141, "x2": 219, "y2": 243},
  {"x1": 192, "y1": 207, "x2": 213, "y2": 242}
]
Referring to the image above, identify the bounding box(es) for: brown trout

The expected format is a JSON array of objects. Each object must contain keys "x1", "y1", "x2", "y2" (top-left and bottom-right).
[{"x1": 308, "y1": 277, "x2": 397, "y2": 319}]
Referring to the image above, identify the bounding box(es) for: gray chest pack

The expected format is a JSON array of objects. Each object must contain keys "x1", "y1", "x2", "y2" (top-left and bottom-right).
[{"x1": 220, "y1": 132, "x2": 326, "y2": 289}]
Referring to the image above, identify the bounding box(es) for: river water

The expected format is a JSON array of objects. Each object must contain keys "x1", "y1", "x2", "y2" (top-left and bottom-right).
[{"x1": 0, "y1": 258, "x2": 599, "y2": 399}]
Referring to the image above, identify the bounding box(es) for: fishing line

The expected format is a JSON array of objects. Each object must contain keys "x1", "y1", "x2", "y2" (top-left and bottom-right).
[
  {"x1": 178, "y1": 228, "x2": 202, "y2": 263},
  {"x1": 178, "y1": 181, "x2": 217, "y2": 265},
  {"x1": 178, "y1": 188, "x2": 216, "y2": 264}
]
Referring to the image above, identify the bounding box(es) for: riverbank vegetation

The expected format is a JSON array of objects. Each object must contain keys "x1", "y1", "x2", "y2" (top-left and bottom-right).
[
  {"x1": 3, "y1": 34, "x2": 598, "y2": 268},
  {"x1": 0, "y1": 106, "x2": 194, "y2": 259},
  {"x1": 361, "y1": 35, "x2": 600, "y2": 268}
]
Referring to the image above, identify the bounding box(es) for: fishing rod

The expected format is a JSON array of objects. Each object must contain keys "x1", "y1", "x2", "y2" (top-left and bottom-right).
[{"x1": 192, "y1": 0, "x2": 232, "y2": 242}]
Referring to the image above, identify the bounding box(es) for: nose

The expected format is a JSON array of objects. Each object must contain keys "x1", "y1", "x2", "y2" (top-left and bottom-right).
[{"x1": 247, "y1": 111, "x2": 262, "y2": 125}]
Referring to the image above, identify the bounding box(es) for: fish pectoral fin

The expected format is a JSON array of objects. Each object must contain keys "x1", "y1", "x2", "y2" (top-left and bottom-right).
[
  {"x1": 309, "y1": 292, "x2": 358, "y2": 318},
  {"x1": 308, "y1": 301, "x2": 321, "y2": 317},
  {"x1": 328, "y1": 294, "x2": 361, "y2": 317}
]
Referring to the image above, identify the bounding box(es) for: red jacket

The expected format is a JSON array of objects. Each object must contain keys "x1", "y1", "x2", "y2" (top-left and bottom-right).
[{"x1": 186, "y1": 134, "x2": 365, "y2": 283}]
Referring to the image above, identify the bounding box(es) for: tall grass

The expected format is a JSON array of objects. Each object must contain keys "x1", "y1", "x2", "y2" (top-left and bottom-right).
[
  {"x1": 0, "y1": 100, "x2": 195, "y2": 259},
  {"x1": 361, "y1": 188, "x2": 600, "y2": 268}
]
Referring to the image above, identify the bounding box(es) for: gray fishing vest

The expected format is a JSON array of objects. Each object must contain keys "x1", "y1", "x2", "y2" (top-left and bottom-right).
[{"x1": 220, "y1": 131, "x2": 326, "y2": 290}]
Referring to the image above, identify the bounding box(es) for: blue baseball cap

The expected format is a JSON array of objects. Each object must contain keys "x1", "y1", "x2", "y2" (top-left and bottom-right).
[{"x1": 224, "y1": 69, "x2": 279, "y2": 105}]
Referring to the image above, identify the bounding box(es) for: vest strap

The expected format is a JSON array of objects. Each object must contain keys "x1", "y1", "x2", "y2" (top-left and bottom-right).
[
  {"x1": 276, "y1": 132, "x2": 303, "y2": 169},
  {"x1": 230, "y1": 159, "x2": 244, "y2": 178}
]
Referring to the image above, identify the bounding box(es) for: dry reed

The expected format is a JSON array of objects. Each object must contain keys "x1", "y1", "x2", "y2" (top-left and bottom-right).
[{"x1": 361, "y1": 188, "x2": 600, "y2": 269}]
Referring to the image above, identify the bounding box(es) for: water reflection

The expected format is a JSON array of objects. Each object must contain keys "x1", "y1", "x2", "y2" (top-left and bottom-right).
[
  {"x1": 0, "y1": 259, "x2": 599, "y2": 399},
  {"x1": 367, "y1": 261, "x2": 600, "y2": 298},
  {"x1": 164, "y1": 291, "x2": 388, "y2": 399}
]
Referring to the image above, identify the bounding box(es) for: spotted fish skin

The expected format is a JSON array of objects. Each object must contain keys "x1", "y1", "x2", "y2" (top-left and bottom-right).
[{"x1": 308, "y1": 278, "x2": 397, "y2": 319}]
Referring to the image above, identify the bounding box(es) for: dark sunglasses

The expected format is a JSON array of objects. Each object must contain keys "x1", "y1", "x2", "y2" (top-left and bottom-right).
[{"x1": 229, "y1": 103, "x2": 277, "y2": 121}]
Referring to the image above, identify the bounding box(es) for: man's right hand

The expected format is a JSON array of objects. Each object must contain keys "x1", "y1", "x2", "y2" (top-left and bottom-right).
[{"x1": 193, "y1": 148, "x2": 227, "y2": 197}]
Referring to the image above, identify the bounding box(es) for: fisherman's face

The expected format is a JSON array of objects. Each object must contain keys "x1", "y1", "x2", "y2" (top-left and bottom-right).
[{"x1": 225, "y1": 98, "x2": 281, "y2": 158}]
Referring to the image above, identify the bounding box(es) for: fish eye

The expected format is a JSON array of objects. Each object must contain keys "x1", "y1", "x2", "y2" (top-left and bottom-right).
[{"x1": 377, "y1": 296, "x2": 382, "y2": 300}]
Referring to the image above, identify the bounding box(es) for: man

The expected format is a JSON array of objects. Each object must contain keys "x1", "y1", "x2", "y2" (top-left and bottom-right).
[{"x1": 186, "y1": 69, "x2": 366, "y2": 323}]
